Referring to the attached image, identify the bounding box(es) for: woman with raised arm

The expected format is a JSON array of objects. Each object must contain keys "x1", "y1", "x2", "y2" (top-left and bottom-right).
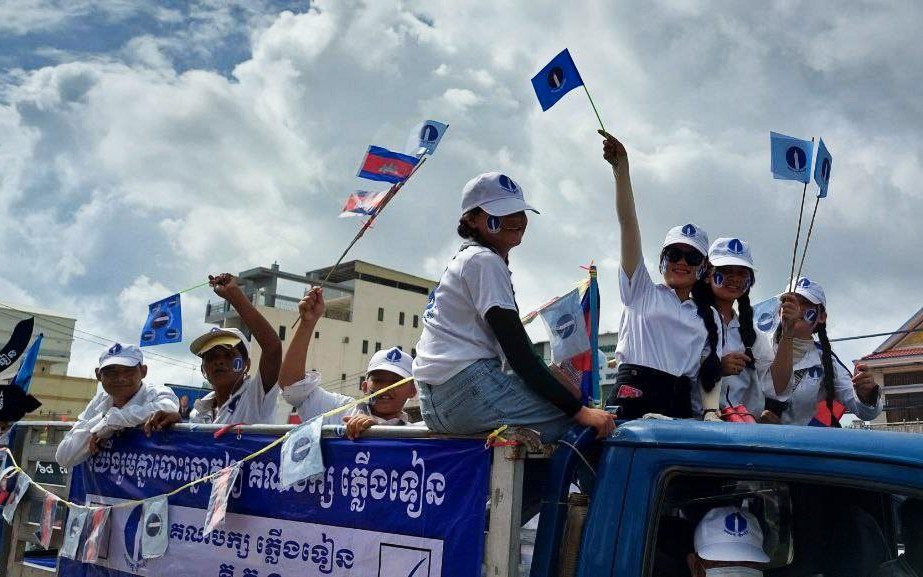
[{"x1": 601, "y1": 131, "x2": 723, "y2": 420}]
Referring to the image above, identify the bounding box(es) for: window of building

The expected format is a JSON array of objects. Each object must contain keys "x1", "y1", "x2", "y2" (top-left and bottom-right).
[
  {"x1": 378, "y1": 307, "x2": 384, "y2": 322},
  {"x1": 362, "y1": 340, "x2": 369, "y2": 354},
  {"x1": 885, "y1": 391, "x2": 923, "y2": 423},
  {"x1": 278, "y1": 325, "x2": 286, "y2": 341},
  {"x1": 375, "y1": 342, "x2": 382, "y2": 352},
  {"x1": 341, "y1": 373, "x2": 346, "y2": 382},
  {"x1": 884, "y1": 371, "x2": 923, "y2": 387},
  {"x1": 399, "y1": 312, "x2": 405, "y2": 326},
  {"x1": 314, "y1": 331, "x2": 320, "y2": 339},
  {"x1": 413, "y1": 314, "x2": 419, "y2": 328},
  {"x1": 411, "y1": 348, "x2": 417, "y2": 358}
]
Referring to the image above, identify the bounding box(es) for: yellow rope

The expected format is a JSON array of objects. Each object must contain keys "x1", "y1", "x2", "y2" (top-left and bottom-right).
[{"x1": 0, "y1": 377, "x2": 414, "y2": 511}]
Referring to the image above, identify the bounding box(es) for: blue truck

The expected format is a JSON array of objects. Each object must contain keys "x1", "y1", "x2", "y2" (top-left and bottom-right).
[{"x1": 526, "y1": 419, "x2": 923, "y2": 577}]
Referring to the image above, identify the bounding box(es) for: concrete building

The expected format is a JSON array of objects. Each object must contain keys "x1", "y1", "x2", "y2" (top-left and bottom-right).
[
  {"x1": 532, "y1": 331, "x2": 619, "y2": 403},
  {"x1": 205, "y1": 261, "x2": 436, "y2": 420},
  {"x1": 859, "y1": 306, "x2": 923, "y2": 425},
  {"x1": 0, "y1": 303, "x2": 97, "y2": 421}
]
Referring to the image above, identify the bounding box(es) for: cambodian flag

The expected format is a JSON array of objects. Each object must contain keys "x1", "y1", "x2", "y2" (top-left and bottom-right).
[
  {"x1": 339, "y1": 190, "x2": 387, "y2": 218},
  {"x1": 357, "y1": 146, "x2": 419, "y2": 184}
]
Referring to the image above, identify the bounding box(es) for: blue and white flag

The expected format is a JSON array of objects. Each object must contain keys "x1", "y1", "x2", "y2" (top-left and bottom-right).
[
  {"x1": 539, "y1": 288, "x2": 591, "y2": 363},
  {"x1": 407, "y1": 120, "x2": 448, "y2": 156},
  {"x1": 814, "y1": 138, "x2": 832, "y2": 198},
  {"x1": 141, "y1": 495, "x2": 169, "y2": 559},
  {"x1": 59, "y1": 508, "x2": 88, "y2": 560},
  {"x1": 280, "y1": 416, "x2": 324, "y2": 488},
  {"x1": 531, "y1": 49, "x2": 585, "y2": 111},
  {"x1": 3, "y1": 473, "x2": 30, "y2": 524},
  {"x1": 140, "y1": 294, "x2": 182, "y2": 347},
  {"x1": 770, "y1": 131, "x2": 813, "y2": 183},
  {"x1": 753, "y1": 295, "x2": 782, "y2": 334},
  {"x1": 203, "y1": 464, "x2": 240, "y2": 533},
  {"x1": 10, "y1": 334, "x2": 42, "y2": 392}
]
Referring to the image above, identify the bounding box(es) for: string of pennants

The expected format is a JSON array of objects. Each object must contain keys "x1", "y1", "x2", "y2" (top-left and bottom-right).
[{"x1": 0, "y1": 377, "x2": 412, "y2": 562}]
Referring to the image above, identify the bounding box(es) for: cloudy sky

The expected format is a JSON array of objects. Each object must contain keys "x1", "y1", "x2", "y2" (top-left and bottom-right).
[{"x1": 2, "y1": 0, "x2": 921, "y2": 384}]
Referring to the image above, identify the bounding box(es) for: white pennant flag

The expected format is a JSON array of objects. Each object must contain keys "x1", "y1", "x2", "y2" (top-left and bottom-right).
[
  {"x1": 141, "y1": 495, "x2": 169, "y2": 559},
  {"x1": 280, "y1": 416, "x2": 325, "y2": 489},
  {"x1": 538, "y1": 288, "x2": 591, "y2": 363},
  {"x1": 753, "y1": 295, "x2": 782, "y2": 334},
  {"x1": 82, "y1": 506, "x2": 110, "y2": 563},
  {"x1": 3, "y1": 473, "x2": 30, "y2": 524},
  {"x1": 0, "y1": 465, "x2": 17, "y2": 504},
  {"x1": 60, "y1": 508, "x2": 88, "y2": 560},
  {"x1": 204, "y1": 465, "x2": 240, "y2": 533},
  {"x1": 38, "y1": 493, "x2": 58, "y2": 549}
]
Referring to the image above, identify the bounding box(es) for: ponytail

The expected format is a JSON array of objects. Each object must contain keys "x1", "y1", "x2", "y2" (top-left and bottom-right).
[
  {"x1": 692, "y1": 278, "x2": 722, "y2": 392},
  {"x1": 815, "y1": 321, "x2": 836, "y2": 408},
  {"x1": 737, "y1": 290, "x2": 757, "y2": 369}
]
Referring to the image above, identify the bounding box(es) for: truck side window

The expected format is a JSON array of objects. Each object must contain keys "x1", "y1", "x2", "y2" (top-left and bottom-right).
[{"x1": 647, "y1": 474, "x2": 923, "y2": 577}]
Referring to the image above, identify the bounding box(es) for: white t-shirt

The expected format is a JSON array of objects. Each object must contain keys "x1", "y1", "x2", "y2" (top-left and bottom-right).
[
  {"x1": 282, "y1": 372, "x2": 413, "y2": 426},
  {"x1": 189, "y1": 374, "x2": 279, "y2": 425},
  {"x1": 763, "y1": 342, "x2": 883, "y2": 425},
  {"x1": 412, "y1": 244, "x2": 518, "y2": 385},
  {"x1": 716, "y1": 314, "x2": 774, "y2": 415},
  {"x1": 55, "y1": 382, "x2": 179, "y2": 467},
  {"x1": 615, "y1": 261, "x2": 722, "y2": 379}
]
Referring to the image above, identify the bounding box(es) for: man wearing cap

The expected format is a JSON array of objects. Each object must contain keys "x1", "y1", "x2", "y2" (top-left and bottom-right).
[
  {"x1": 55, "y1": 344, "x2": 178, "y2": 467},
  {"x1": 764, "y1": 276, "x2": 882, "y2": 425},
  {"x1": 279, "y1": 287, "x2": 417, "y2": 440},
  {"x1": 146, "y1": 274, "x2": 282, "y2": 431},
  {"x1": 688, "y1": 506, "x2": 770, "y2": 577}
]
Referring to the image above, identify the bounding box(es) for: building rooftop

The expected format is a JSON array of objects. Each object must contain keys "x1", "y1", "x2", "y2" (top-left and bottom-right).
[{"x1": 863, "y1": 346, "x2": 923, "y2": 361}]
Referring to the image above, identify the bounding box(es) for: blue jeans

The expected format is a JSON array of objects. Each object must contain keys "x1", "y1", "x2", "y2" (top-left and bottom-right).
[{"x1": 417, "y1": 358, "x2": 573, "y2": 443}]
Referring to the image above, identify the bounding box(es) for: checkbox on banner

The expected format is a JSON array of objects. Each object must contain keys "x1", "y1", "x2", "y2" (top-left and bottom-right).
[{"x1": 379, "y1": 543, "x2": 432, "y2": 577}]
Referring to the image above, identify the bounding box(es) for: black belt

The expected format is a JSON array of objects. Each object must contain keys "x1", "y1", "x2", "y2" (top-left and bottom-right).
[{"x1": 605, "y1": 363, "x2": 693, "y2": 419}]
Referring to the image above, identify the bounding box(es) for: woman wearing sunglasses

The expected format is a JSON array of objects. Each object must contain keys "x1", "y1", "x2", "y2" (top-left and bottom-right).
[
  {"x1": 764, "y1": 277, "x2": 883, "y2": 425},
  {"x1": 600, "y1": 131, "x2": 723, "y2": 419}
]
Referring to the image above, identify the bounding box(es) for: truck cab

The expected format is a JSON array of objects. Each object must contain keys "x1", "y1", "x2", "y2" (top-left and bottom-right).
[{"x1": 532, "y1": 420, "x2": 923, "y2": 577}]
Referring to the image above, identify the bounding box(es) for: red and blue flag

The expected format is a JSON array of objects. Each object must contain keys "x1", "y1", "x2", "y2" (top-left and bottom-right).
[
  {"x1": 357, "y1": 146, "x2": 419, "y2": 184},
  {"x1": 339, "y1": 190, "x2": 388, "y2": 218}
]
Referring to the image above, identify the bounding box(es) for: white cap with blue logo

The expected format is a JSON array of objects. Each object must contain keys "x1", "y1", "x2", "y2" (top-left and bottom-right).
[
  {"x1": 788, "y1": 276, "x2": 826, "y2": 307},
  {"x1": 662, "y1": 223, "x2": 710, "y2": 257},
  {"x1": 695, "y1": 506, "x2": 769, "y2": 563},
  {"x1": 366, "y1": 347, "x2": 413, "y2": 379},
  {"x1": 709, "y1": 237, "x2": 755, "y2": 270},
  {"x1": 460, "y1": 172, "x2": 539, "y2": 217},
  {"x1": 98, "y1": 343, "x2": 144, "y2": 369}
]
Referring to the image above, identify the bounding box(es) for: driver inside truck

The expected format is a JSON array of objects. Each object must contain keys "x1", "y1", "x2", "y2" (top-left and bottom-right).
[{"x1": 687, "y1": 506, "x2": 770, "y2": 577}]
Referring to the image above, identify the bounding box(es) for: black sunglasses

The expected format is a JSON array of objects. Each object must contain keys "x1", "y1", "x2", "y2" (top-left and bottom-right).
[{"x1": 662, "y1": 246, "x2": 705, "y2": 266}]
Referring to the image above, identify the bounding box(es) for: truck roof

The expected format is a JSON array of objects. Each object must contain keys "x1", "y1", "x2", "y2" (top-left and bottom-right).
[{"x1": 607, "y1": 420, "x2": 923, "y2": 469}]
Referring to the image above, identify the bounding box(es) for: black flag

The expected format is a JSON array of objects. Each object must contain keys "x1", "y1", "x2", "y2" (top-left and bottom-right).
[
  {"x1": 0, "y1": 384, "x2": 42, "y2": 423},
  {"x1": 0, "y1": 317, "x2": 35, "y2": 372}
]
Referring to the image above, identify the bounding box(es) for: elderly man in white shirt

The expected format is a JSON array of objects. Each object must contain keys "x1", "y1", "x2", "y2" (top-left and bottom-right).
[{"x1": 56, "y1": 344, "x2": 178, "y2": 467}]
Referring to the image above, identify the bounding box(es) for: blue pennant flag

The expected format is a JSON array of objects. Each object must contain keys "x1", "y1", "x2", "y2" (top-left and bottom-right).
[
  {"x1": 753, "y1": 295, "x2": 781, "y2": 334},
  {"x1": 531, "y1": 49, "x2": 585, "y2": 112},
  {"x1": 813, "y1": 138, "x2": 832, "y2": 198},
  {"x1": 407, "y1": 120, "x2": 448, "y2": 156},
  {"x1": 140, "y1": 294, "x2": 182, "y2": 347},
  {"x1": 770, "y1": 132, "x2": 813, "y2": 183},
  {"x1": 10, "y1": 334, "x2": 42, "y2": 392}
]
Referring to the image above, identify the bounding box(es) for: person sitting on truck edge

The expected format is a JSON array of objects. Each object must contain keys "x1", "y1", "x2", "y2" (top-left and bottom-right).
[
  {"x1": 874, "y1": 498, "x2": 923, "y2": 577},
  {"x1": 698, "y1": 238, "x2": 774, "y2": 422},
  {"x1": 279, "y1": 286, "x2": 417, "y2": 440},
  {"x1": 762, "y1": 276, "x2": 882, "y2": 425},
  {"x1": 412, "y1": 172, "x2": 615, "y2": 441},
  {"x1": 144, "y1": 273, "x2": 283, "y2": 432},
  {"x1": 56, "y1": 344, "x2": 178, "y2": 467},
  {"x1": 600, "y1": 131, "x2": 723, "y2": 420},
  {"x1": 688, "y1": 506, "x2": 770, "y2": 577}
]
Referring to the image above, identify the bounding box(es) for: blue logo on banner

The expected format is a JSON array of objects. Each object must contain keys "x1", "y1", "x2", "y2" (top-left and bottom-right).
[
  {"x1": 555, "y1": 314, "x2": 576, "y2": 339},
  {"x1": 498, "y1": 175, "x2": 518, "y2": 194},
  {"x1": 682, "y1": 224, "x2": 697, "y2": 237},
  {"x1": 141, "y1": 331, "x2": 155, "y2": 342},
  {"x1": 724, "y1": 512, "x2": 749, "y2": 537},
  {"x1": 386, "y1": 349, "x2": 402, "y2": 362},
  {"x1": 786, "y1": 146, "x2": 807, "y2": 172},
  {"x1": 728, "y1": 239, "x2": 744, "y2": 254},
  {"x1": 757, "y1": 312, "x2": 775, "y2": 331}
]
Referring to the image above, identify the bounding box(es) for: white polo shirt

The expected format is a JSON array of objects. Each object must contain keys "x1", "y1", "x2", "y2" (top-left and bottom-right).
[
  {"x1": 56, "y1": 382, "x2": 179, "y2": 467},
  {"x1": 282, "y1": 372, "x2": 413, "y2": 426},
  {"x1": 716, "y1": 314, "x2": 774, "y2": 415},
  {"x1": 763, "y1": 342, "x2": 883, "y2": 425},
  {"x1": 189, "y1": 374, "x2": 279, "y2": 425},
  {"x1": 615, "y1": 261, "x2": 722, "y2": 379},
  {"x1": 412, "y1": 244, "x2": 517, "y2": 385}
]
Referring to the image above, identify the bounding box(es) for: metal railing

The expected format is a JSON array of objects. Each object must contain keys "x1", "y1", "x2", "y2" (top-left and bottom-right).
[{"x1": 860, "y1": 420, "x2": 923, "y2": 434}]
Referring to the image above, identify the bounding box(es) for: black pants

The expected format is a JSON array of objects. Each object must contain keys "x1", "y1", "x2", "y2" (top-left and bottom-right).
[{"x1": 605, "y1": 364, "x2": 693, "y2": 420}]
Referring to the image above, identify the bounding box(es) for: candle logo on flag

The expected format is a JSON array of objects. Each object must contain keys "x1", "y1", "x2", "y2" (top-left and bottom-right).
[
  {"x1": 82, "y1": 506, "x2": 110, "y2": 563},
  {"x1": 813, "y1": 138, "x2": 833, "y2": 198},
  {"x1": 60, "y1": 508, "x2": 88, "y2": 560},
  {"x1": 2, "y1": 473, "x2": 30, "y2": 524},
  {"x1": 770, "y1": 132, "x2": 814, "y2": 183},
  {"x1": 141, "y1": 495, "x2": 169, "y2": 559},
  {"x1": 280, "y1": 416, "x2": 325, "y2": 488},
  {"x1": 538, "y1": 288, "x2": 591, "y2": 364},
  {"x1": 204, "y1": 465, "x2": 240, "y2": 533},
  {"x1": 753, "y1": 296, "x2": 782, "y2": 333},
  {"x1": 140, "y1": 294, "x2": 182, "y2": 347},
  {"x1": 531, "y1": 49, "x2": 585, "y2": 111},
  {"x1": 407, "y1": 120, "x2": 448, "y2": 156},
  {"x1": 38, "y1": 493, "x2": 58, "y2": 549}
]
